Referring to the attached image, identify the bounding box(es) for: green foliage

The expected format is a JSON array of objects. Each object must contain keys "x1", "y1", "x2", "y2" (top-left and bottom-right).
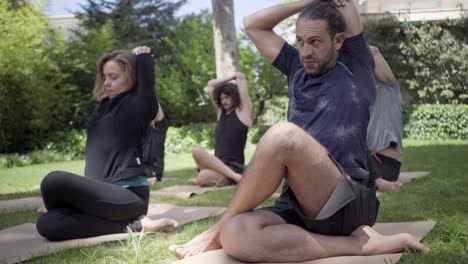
[
  {"x1": 0, "y1": 129, "x2": 86, "y2": 169},
  {"x1": 77, "y1": 0, "x2": 186, "y2": 52},
  {"x1": 40, "y1": 130, "x2": 87, "y2": 159},
  {"x1": 248, "y1": 125, "x2": 271, "y2": 144},
  {"x1": 157, "y1": 11, "x2": 217, "y2": 125},
  {"x1": 165, "y1": 123, "x2": 216, "y2": 154},
  {"x1": 57, "y1": 21, "x2": 117, "y2": 129},
  {"x1": 239, "y1": 34, "x2": 288, "y2": 124},
  {"x1": 0, "y1": 1, "x2": 68, "y2": 153},
  {"x1": 403, "y1": 104, "x2": 468, "y2": 140},
  {"x1": 399, "y1": 19, "x2": 468, "y2": 104},
  {"x1": 365, "y1": 16, "x2": 468, "y2": 104}
]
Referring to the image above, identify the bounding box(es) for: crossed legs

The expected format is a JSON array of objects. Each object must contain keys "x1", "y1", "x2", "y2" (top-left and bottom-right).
[
  {"x1": 37, "y1": 171, "x2": 176, "y2": 241},
  {"x1": 189, "y1": 146, "x2": 242, "y2": 186},
  {"x1": 170, "y1": 122, "x2": 428, "y2": 261}
]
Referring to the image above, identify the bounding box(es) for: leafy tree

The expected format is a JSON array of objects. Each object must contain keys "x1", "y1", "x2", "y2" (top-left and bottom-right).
[
  {"x1": 56, "y1": 21, "x2": 117, "y2": 129},
  {"x1": 157, "y1": 11, "x2": 217, "y2": 125},
  {"x1": 239, "y1": 33, "x2": 288, "y2": 125},
  {"x1": 399, "y1": 19, "x2": 468, "y2": 104},
  {"x1": 0, "y1": 1, "x2": 67, "y2": 152},
  {"x1": 76, "y1": 0, "x2": 186, "y2": 55}
]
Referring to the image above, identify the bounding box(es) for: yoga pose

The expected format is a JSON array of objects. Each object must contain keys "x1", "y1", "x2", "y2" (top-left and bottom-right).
[
  {"x1": 189, "y1": 72, "x2": 252, "y2": 187},
  {"x1": 367, "y1": 45, "x2": 404, "y2": 192},
  {"x1": 169, "y1": 0, "x2": 428, "y2": 261},
  {"x1": 36, "y1": 46, "x2": 176, "y2": 241}
]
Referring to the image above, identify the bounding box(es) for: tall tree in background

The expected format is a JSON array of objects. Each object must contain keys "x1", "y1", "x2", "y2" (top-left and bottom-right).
[
  {"x1": 76, "y1": 0, "x2": 186, "y2": 54},
  {"x1": 0, "y1": 0, "x2": 67, "y2": 152},
  {"x1": 211, "y1": 0, "x2": 240, "y2": 77},
  {"x1": 157, "y1": 11, "x2": 217, "y2": 125}
]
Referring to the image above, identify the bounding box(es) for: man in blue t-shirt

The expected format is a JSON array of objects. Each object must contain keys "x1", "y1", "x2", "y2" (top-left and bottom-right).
[{"x1": 169, "y1": 1, "x2": 429, "y2": 261}]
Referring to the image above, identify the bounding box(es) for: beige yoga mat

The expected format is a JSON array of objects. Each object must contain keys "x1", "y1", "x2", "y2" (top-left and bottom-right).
[
  {"x1": 0, "y1": 204, "x2": 225, "y2": 264},
  {"x1": 0, "y1": 197, "x2": 44, "y2": 213},
  {"x1": 172, "y1": 221, "x2": 436, "y2": 264},
  {"x1": 151, "y1": 185, "x2": 236, "y2": 199},
  {"x1": 398, "y1": 171, "x2": 431, "y2": 184}
]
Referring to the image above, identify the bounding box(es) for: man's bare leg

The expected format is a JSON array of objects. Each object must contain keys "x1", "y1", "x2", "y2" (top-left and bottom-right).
[
  {"x1": 376, "y1": 178, "x2": 403, "y2": 192},
  {"x1": 171, "y1": 123, "x2": 344, "y2": 258},
  {"x1": 220, "y1": 210, "x2": 428, "y2": 262},
  {"x1": 188, "y1": 146, "x2": 242, "y2": 185},
  {"x1": 169, "y1": 123, "x2": 428, "y2": 259}
]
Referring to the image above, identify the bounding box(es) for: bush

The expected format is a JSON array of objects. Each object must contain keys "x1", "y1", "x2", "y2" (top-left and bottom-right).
[
  {"x1": 39, "y1": 130, "x2": 87, "y2": 160},
  {"x1": 403, "y1": 104, "x2": 468, "y2": 140},
  {"x1": 165, "y1": 123, "x2": 216, "y2": 154},
  {"x1": 0, "y1": 1, "x2": 69, "y2": 153},
  {"x1": 399, "y1": 20, "x2": 468, "y2": 104}
]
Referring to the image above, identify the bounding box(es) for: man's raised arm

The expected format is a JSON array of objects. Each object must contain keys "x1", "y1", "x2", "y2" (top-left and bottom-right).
[
  {"x1": 243, "y1": 0, "x2": 317, "y2": 63},
  {"x1": 335, "y1": 0, "x2": 363, "y2": 37}
]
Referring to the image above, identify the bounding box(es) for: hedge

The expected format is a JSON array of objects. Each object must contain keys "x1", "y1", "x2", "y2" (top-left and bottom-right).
[{"x1": 403, "y1": 104, "x2": 467, "y2": 140}]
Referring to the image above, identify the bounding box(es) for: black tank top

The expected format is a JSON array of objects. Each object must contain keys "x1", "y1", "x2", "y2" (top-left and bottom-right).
[{"x1": 214, "y1": 111, "x2": 248, "y2": 165}]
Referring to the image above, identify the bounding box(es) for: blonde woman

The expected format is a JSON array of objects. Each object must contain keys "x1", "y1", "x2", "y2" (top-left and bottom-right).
[{"x1": 37, "y1": 47, "x2": 176, "y2": 241}]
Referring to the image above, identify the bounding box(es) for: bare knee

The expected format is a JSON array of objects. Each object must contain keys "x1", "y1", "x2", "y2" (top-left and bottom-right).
[
  {"x1": 196, "y1": 170, "x2": 230, "y2": 187},
  {"x1": 221, "y1": 214, "x2": 258, "y2": 261},
  {"x1": 261, "y1": 122, "x2": 308, "y2": 152},
  {"x1": 191, "y1": 146, "x2": 206, "y2": 159}
]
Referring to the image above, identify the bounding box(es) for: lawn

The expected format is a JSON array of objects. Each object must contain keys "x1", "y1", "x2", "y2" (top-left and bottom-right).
[{"x1": 0, "y1": 140, "x2": 467, "y2": 263}]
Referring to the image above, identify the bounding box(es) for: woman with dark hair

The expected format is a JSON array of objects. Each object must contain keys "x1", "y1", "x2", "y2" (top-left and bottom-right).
[
  {"x1": 188, "y1": 72, "x2": 252, "y2": 187},
  {"x1": 36, "y1": 46, "x2": 176, "y2": 241}
]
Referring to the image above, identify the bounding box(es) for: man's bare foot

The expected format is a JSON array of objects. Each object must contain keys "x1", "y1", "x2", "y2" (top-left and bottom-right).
[
  {"x1": 376, "y1": 178, "x2": 402, "y2": 193},
  {"x1": 140, "y1": 216, "x2": 178, "y2": 232},
  {"x1": 187, "y1": 178, "x2": 197, "y2": 185},
  {"x1": 351, "y1": 225, "x2": 430, "y2": 255},
  {"x1": 169, "y1": 227, "x2": 221, "y2": 259}
]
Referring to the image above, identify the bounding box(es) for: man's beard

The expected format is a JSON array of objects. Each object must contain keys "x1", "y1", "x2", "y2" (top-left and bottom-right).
[{"x1": 316, "y1": 47, "x2": 336, "y2": 75}]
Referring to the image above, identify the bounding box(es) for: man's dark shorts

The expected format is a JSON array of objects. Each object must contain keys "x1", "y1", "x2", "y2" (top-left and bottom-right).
[
  {"x1": 260, "y1": 155, "x2": 379, "y2": 236},
  {"x1": 368, "y1": 152, "x2": 401, "y2": 182},
  {"x1": 224, "y1": 160, "x2": 244, "y2": 174}
]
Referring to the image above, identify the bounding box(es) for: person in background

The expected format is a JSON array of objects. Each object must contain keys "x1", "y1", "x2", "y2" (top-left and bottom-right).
[
  {"x1": 367, "y1": 45, "x2": 404, "y2": 193},
  {"x1": 142, "y1": 102, "x2": 169, "y2": 185},
  {"x1": 188, "y1": 72, "x2": 252, "y2": 187}
]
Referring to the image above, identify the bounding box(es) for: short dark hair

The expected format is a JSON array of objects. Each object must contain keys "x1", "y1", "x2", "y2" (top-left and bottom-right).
[
  {"x1": 298, "y1": 1, "x2": 346, "y2": 38},
  {"x1": 213, "y1": 83, "x2": 241, "y2": 111}
]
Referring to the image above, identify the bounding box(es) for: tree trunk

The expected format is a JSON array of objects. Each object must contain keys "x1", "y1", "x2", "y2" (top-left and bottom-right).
[{"x1": 211, "y1": 0, "x2": 240, "y2": 78}]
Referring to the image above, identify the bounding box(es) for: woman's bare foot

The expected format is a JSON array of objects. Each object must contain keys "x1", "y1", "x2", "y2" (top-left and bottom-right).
[
  {"x1": 169, "y1": 227, "x2": 221, "y2": 259},
  {"x1": 376, "y1": 178, "x2": 403, "y2": 193},
  {"x1": 351, "y1": 225, "x2": 430, "y2": 255},
  {"x1": 140, "y1": 216, "x2": 178, "y2": 232}
]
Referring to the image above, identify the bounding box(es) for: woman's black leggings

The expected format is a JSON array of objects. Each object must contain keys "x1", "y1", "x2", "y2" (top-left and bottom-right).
[{"x1": 36, "y1": 171, "x2": 149, "y2": 241}]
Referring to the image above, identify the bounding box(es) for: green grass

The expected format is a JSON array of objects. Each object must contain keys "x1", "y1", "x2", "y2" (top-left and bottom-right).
[{"x1": 0, "y1": 141, "x2": 467, "y2": 263}]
